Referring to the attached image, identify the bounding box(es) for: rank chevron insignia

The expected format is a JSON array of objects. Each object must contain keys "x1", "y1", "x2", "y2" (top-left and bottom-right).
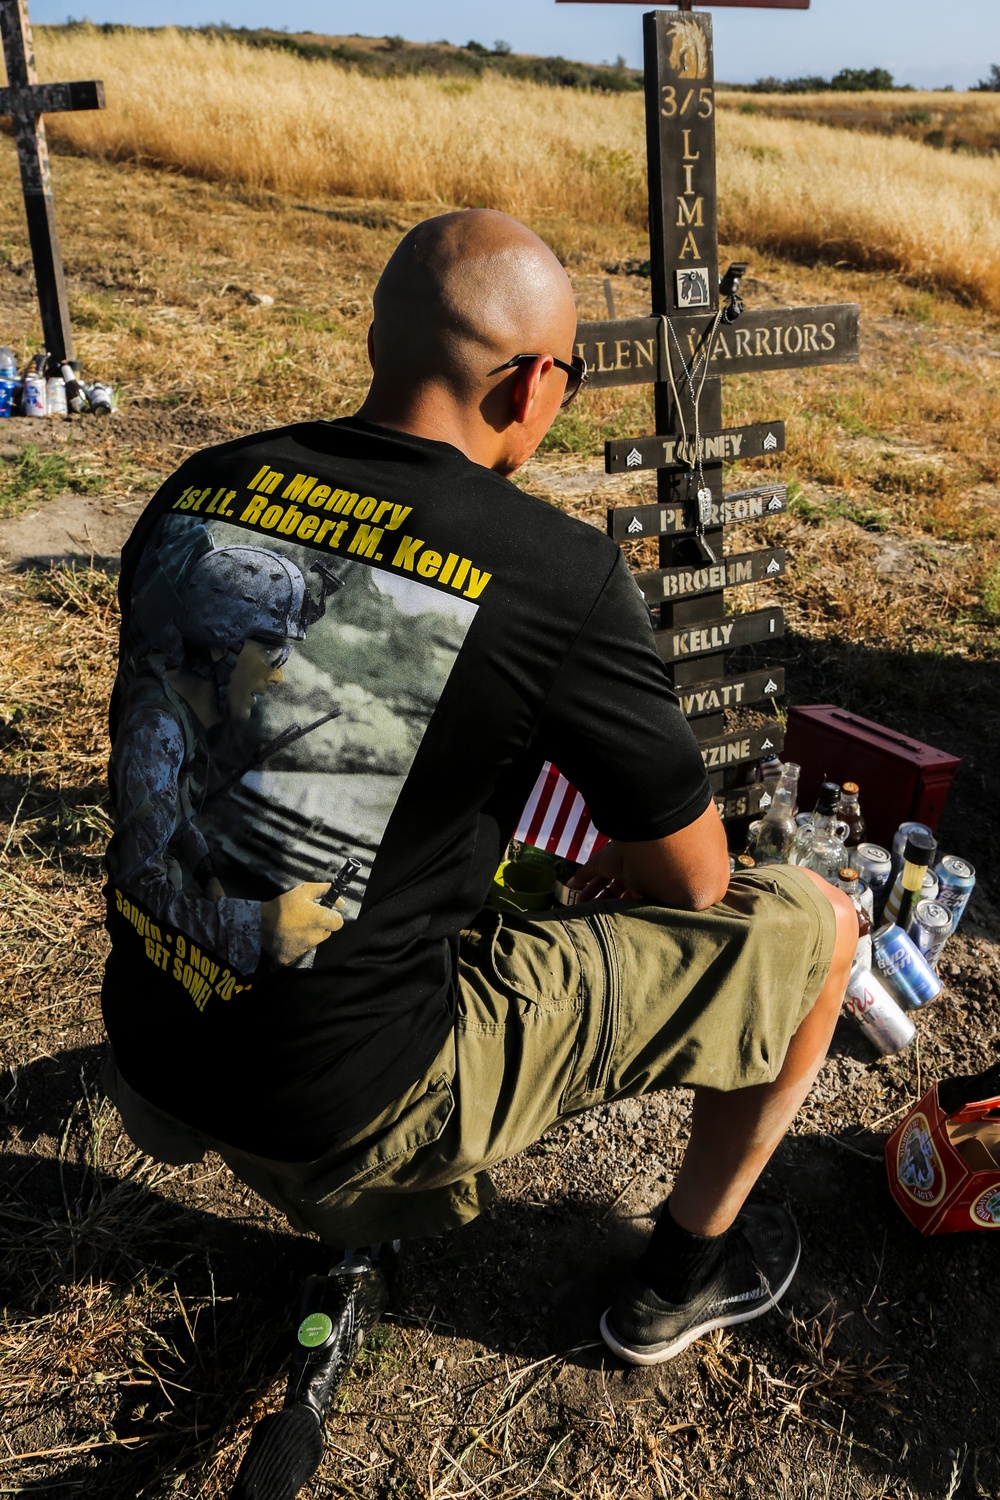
[
  {"x1": 759, "y1": 791, "x2": 772, "y2": 807},
  {"x1": 626, "y1": 447, "x2": 643, "y2": 468},
  {"x1": 764, "y1": 678, "x2": 778, "y2": 694},
  {"x1": 766, "y1": 557, "x2": 781, "y2": 574},
  {"x1": 763, "y1": 431, "x2": 778, "y2": 451},
  {"x1": 767, "y1": 494, "x2": 782, "y2": 511},
  {"x1": 627, "y1": 516, "x2": 643, "y2": 534}
]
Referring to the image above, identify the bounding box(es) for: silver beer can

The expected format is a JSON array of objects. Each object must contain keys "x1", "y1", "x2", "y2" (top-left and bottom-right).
[
  {"x1": 46, "y1": 375, "x2": 67, "y2": 416},
  {"x1": 855, "y1": 843, "x2": 892, "y2": 903},
  {"x1": 906, "y1": 899, "x2": 952, "y2": 969},
  {"x1": 844, "y1": 965, "x2": 916, "y2": 1055}
]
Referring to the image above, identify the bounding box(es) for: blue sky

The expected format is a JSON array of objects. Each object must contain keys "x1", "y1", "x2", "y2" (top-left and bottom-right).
[{"x1": 30, "y1": 1, "x2": 1000, "y2": 89}]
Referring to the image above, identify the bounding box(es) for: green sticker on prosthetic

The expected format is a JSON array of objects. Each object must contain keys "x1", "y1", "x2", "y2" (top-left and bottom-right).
[{"x1": 297, "y1": 1312, "x2": 333, "y2": 1348}]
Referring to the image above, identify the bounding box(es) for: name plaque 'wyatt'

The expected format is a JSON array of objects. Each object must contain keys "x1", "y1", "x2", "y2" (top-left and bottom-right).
[
  {"x1": 656, "y1": 605, "x2": 784, "y2": 662},
  {"x1": 575, "y1": 305, "x2": 860, "y2": 389},
  {"x1": 679, "y1": 667, "x2": 785, "y2": 719},
  {"x1": 606, "y1": 421, "x2": 784, "y2": 474},
  {"x1": 636, "y1": 547, "x2": 785, "y2": 603},
  {"x1": 608, "y1": 483, "x2": 787, "y2": 542}
]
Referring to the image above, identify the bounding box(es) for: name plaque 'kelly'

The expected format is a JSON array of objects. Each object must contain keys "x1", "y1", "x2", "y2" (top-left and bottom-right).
[
  {"x1": 608, "y1": 484, "x2": 787, "y2": 542},
  {"x1": 606, "y1": 421, "x2": 784, "y2": 474},
  {"x1": 656, "y1": 606, "x2": 784, "y2": 662},
  {"x1": 636, "y1": 548, "x2": 785, "y2": 603},
  {"x1": 576, "y1": 305, "x2": 860, "y2": 389}
]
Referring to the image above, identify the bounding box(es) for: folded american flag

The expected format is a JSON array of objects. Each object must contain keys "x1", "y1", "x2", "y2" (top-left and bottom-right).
[{"x1": 514, "y1": 762, "x2": 609, "y2": 863}]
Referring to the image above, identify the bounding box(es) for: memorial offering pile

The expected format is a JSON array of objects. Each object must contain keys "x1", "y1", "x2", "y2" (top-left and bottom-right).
[
  {"x1": 0, "y1": 345, "x2": 113, "y2": 417},
  {"x1": 1, "y1": 15, "x2": 999, "y2": 1500}
]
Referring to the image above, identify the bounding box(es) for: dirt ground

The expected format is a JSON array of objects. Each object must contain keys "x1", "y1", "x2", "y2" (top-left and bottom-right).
[{"x1": 1, "y1": 148, "x2": 999, "y2": 1500}]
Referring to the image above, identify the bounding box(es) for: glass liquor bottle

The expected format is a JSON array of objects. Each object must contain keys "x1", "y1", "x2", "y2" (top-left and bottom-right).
[
  {"x1": 789, "y1": 781, "x2": 848, "y2": 882},
  {"x1": 836, "y1": 782, "x2": 866, "y2": 848},
  {"x1": 751, "y1": 762, "x2": 800, "y2": 865}
]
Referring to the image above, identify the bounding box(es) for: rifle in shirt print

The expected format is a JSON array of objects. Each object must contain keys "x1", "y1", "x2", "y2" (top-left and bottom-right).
[{"x1": 202, "y1": 705, "x2": 343, "y2": 809}]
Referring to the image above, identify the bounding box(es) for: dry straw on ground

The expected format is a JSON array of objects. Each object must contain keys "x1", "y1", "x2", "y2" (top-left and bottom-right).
[{"x1": 14, "y1": 27, "x2": 1000, "y2": 311}]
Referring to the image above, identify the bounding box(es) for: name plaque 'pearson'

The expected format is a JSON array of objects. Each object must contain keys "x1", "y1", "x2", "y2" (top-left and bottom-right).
[
  {"x1": 700, "y1": 722, "x2": 784, "y2": 771},
  {"x1": 656, "y1": 605, "x2": 784, "y2": 662},
  {"x1": 575, "y1": 305, "x2": 859, "y2": 389},
  {"x1": 636, "y1": 548, "x2": 785, "y2": 603},
  {"x1": 679, "y1": 667, "x2": 785, "y2": 719},
  {"x1": 609, "y1": 483, "x2": 787, "y2": 542},
  {"x1": 607, "y1": 422, "x2": 784, "y2": 474}
]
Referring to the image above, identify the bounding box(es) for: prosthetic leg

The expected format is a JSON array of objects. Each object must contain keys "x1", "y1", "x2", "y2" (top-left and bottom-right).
[{"x1": 231, "y1": 1243, "x2": 397, "y2": 1500}]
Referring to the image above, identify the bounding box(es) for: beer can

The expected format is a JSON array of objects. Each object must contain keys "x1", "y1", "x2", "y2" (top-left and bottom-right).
[
  {"x1": 46, "y1": 376, "x2": 67, "y2": 416},
  {"x1": 907, "y1": 899, "x2": 952, "y2": 969},
  {"x1": 843, "y1": 964, "x2": 916, "y2": 1055},
  {"x1": 22, "y1": 370, "x2": 47, "y2": 418},
  {"x1": 934, "y1": 855, "x2": 976, "y2": 935},
  {"x1": 855, "y1": 843, "x2": 892, "y2": 905},
  {"x1": 873, "y1": 922, "x2": 943, "y2": 1009}
]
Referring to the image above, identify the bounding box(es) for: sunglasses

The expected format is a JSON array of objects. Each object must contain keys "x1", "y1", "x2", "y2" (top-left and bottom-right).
[{"x1": 490, "y1": 352, "x2": 588, "y2": 408}]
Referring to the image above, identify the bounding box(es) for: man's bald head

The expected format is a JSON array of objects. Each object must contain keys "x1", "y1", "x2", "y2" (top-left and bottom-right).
[{"x1": 370, "y1": 210, "x2": 577, "y2": 400}]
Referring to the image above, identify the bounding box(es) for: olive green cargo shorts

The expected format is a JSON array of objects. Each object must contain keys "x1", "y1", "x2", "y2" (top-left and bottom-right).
[{"x1": 106, "y1": 868, "x2": 836, "y2": 1247}]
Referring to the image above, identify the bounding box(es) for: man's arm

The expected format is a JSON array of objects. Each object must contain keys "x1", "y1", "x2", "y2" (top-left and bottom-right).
[{"x1": 569, "y1": 801, "x2": 730, "y2": 912}]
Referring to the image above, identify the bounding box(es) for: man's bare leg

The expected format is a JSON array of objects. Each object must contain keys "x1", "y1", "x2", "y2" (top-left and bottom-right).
[
  {"x1": 669, "y1": 873, "x2": 858, "y2": 1237},
  {"x1": 600, "y1": 874, "x2": 859, "y2": 1363}
]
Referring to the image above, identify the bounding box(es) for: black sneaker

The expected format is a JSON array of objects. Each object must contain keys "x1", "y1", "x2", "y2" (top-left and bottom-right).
[{"x1": 600, "y1": 1203, "x2": 800, "y2": 1366}]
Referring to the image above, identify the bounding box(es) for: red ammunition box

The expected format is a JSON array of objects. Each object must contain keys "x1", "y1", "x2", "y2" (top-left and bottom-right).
[
  {"x1": 886, "y1": 1083, "x2": 1000, "y2": 1235},
  {"x1": 782, "y1": 706, "x2": 960, "y2": 847}
]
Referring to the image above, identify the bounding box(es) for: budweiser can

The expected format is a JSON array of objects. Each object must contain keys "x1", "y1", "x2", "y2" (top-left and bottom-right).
[
  {"x1": 906, "y1": 899, "x2": 952, "y2": 969},
  {"x1": 873, "y1": 922, "x2": 943, "y2": 1009},
  {"x1": 844, "y1": 965, "x2": 916, "y2": 1054}
]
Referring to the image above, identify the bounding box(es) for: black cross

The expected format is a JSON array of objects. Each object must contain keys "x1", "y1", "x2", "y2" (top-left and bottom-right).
[
  {"x1": 560, "y1": 1, "x2": 858, "y2": 816},
  {"x1": 0, "y1": 0, "x2": 105, "y2": 364}
]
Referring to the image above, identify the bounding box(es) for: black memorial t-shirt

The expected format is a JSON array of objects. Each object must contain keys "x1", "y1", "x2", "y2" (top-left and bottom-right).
[{"x1": 102, "y1": 417, "x2": 712, "y2": 1159}]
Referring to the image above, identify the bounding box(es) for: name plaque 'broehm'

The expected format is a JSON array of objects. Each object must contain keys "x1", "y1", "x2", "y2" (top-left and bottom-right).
[{"x1": 636, "y1": 548, "x2": 785, "y2": 603}]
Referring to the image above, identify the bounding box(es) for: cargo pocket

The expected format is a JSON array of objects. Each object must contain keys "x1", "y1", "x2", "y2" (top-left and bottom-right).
[
  {"x1": 300, "y1": 1077, "x2": 455, "y2": 1208},
  {"x1": 488, "y1": 913, "x2": 586, "y2": 1012}
]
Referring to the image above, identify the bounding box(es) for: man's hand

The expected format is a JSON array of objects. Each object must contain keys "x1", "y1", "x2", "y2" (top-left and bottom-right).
[
  {"x1": 568, "y1": 802, "x2": 730, "y2": 912},
  {"x1": 567, "y1": 843, "x2": 639, "y2": 902},
  {"x1": 261, "y1": 882, "x2": 344, "y2": 966}
]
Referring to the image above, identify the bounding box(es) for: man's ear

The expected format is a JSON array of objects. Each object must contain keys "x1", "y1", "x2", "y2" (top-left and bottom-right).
[{"x1": 509, "y1": 355, "x2": 552, "y2": 425}]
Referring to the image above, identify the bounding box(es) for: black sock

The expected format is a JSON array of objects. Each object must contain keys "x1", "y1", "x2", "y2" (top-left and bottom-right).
[{"x1": 634, "y1": 1197, "x2": 728, "y2": 1303}]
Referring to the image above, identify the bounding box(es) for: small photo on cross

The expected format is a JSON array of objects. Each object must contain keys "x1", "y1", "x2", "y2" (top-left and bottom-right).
[{"x1": 676, "y1": 268, "x2": 710, "y2": 309}]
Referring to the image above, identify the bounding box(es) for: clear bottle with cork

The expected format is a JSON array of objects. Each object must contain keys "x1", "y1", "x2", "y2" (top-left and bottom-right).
[
  {"x1": 836, "y1": 782, "x2": 866, "y2": 848},
  {"x1": 750, "y1": 762, "x2": 800, "y2": 866},
  {"x1": 789, "y1": 781, "x2": 848, "y2": 882}
]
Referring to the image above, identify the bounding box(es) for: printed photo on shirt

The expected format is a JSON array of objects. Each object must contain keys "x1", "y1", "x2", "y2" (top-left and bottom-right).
[{"x1": 107, "y1": 511, "x2": 478, "y2": 983}]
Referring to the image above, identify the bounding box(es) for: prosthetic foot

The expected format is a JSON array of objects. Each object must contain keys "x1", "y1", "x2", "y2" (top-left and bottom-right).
[{"x1": 231, "y1": 1243, "x2": 397, "y2": 1500}]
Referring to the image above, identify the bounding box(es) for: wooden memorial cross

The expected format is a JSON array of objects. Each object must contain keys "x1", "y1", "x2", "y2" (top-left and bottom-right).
[
  {"x1": 0, "y1": 0, "x2": 105, "y2": 363},
  {"x1": 559, "y1": 0, "x2": 858, "y2": 822}
]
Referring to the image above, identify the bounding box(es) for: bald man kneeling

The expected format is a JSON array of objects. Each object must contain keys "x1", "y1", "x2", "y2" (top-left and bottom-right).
[{"x1": 101, "y1": 211, "x2": 856, "y2": 1483}]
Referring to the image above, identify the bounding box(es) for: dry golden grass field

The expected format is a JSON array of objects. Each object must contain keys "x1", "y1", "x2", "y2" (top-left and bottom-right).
[{"x1": 1, "y1": 27, "x2": 999, "y2": 1500}]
